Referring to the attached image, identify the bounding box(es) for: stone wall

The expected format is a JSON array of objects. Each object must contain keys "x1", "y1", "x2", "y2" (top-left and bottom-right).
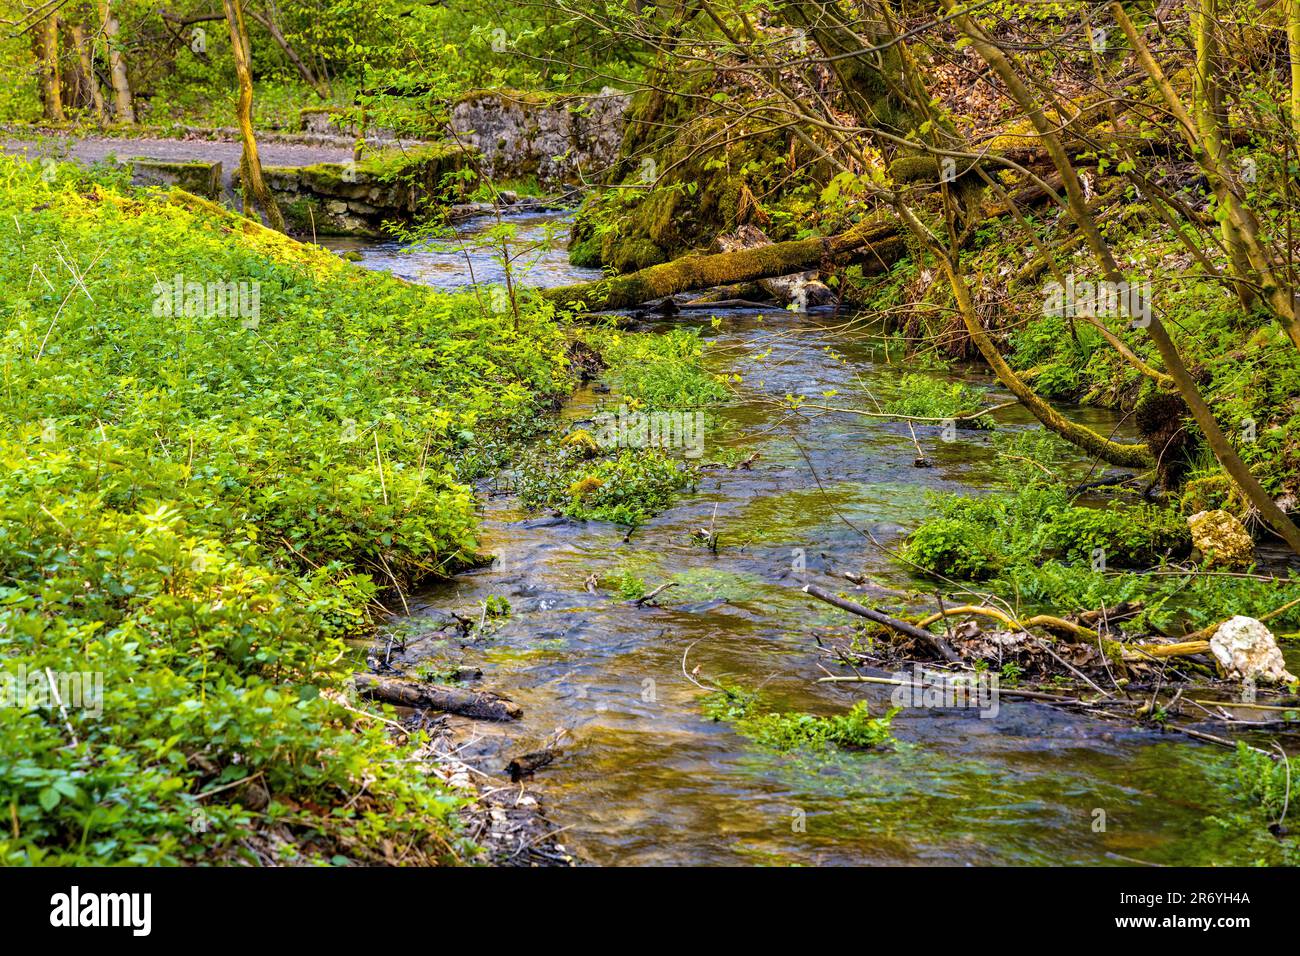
[
  {"x1": 447, "y1": 89, "x2": 629, "y2": 187},
  {"x1": 130, "y1": 158, "x2": 222, "y2": 198},
  {"x1": 235, "y1": 144, "x2": 474, "y2": 237}
]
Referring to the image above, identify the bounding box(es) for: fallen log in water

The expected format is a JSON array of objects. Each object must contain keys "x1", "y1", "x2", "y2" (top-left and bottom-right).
[
  {"x1": 542, "y1": 214, "x2": 904, "y2": 312},
  {"x1": 714, "y1": 224, "x2": 835, "y2": 307},
  {"x1": 354, "y1": 672, "x2": 522, "y2": 721},
  {"x1": 506, "y1": 748, "x2": 561, "y2": 781}
]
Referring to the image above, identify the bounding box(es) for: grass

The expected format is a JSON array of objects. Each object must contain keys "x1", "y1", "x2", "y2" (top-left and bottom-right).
[
  {"x1": 590, "y1": 326, "x2": 729, "y2": 410},
  {"x1": 898, "y1": 441, "x2": 1300, "y2": 635}
]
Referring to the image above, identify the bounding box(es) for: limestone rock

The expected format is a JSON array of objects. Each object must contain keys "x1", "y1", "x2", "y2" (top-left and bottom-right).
[
  {"x1": 1187, "y1": 509, "x2": 1254, "y2": 568},
  {"x1": 1209, "y1": 616, "x2": 1297, "y2": 684},
  {"x1": 448, "y1": 89, "x2": 630, "y2": 186}
]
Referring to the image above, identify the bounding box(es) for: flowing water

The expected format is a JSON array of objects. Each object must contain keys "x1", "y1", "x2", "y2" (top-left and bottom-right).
[{"x1": 337, "y1": 212, "x2": 1280, "y2": 866}]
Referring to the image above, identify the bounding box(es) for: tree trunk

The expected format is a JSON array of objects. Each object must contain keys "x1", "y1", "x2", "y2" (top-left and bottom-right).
[
  {"x1": 779, "y1": 1, "x2": 925, "y2": 139},
  {"x1": 544, "y1": 215, "x2": 904, "y2": 311},
  {"x1": 714, "y1": 225, "x2": 835, "y2": 307},
  {"x1": 1189, "y1": 0, "x2": 1255, "y2": 309},
  {"x1": 69, "y1": 23, "x2": 105, "y2": 122},
  {"x1": 223, "y1": 0, "x2": 285, "y2": 232},
  {"x1": 1289, "y1": 0, "x2": 1300, "y2": 140},
  {"x1": 37, "y1": 15, "x2": 66, "y2": 122},
  {"x1": 99, "y1": 0, "x2": 134, "y2": 123}
]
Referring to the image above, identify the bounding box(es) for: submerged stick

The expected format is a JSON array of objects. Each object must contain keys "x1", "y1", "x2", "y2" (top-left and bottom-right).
[{"x1": 816, "y1": 674, "x2": 1078, "y2": 703}]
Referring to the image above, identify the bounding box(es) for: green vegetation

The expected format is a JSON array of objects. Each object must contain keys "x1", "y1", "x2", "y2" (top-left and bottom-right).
[
  {"x1": 882, "y1": 373, "x2": 993, "y2": 427},
  {"x1": 517, "y1": 444, "x2": 698, "y2": 526},
  {"x1": 505, "y1": 326, "x2": 724, "y2": 526},
  {"x1": 612, "y1": 567, "x2": 647, "y2": 601},
  {"x1": 703, "y1": 685, "x2": 898, "y2": 752},
  {"x1": 589, "y1": 326, "x2": 729, "y2": 410},
  {"x1": 1205, "y1": 744, "x2": 1300, "y2": 865},
  {"x1": 0, "y1": 155, "x2": 574, "y2": 863},
  {"x1": 901, "y1": 462, "x2": 1300, "y2": 635},
  {"x1": 903, "y1": 485, "x2": 1191, "y2": 580},
  {"x1": 9, "y1": 0, "x2": 1300, "y2": 874}
]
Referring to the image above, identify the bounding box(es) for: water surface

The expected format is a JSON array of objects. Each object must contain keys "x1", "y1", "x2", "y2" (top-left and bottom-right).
[{"x1": 353, "y1": 212, "x2": 1282, "y2": 866}]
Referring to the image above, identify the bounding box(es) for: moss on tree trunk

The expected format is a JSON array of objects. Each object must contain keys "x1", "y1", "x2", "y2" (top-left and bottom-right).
[{"x1": 545, "y1": 215, "x2": 904, "y2": 312}]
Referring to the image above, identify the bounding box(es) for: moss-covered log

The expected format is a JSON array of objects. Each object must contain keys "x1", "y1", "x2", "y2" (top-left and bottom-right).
[{"x1": 545, "y1": 214, "x2": 903, "y2": 312}]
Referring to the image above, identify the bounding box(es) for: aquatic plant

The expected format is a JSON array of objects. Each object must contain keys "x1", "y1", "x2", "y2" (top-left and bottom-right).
[{"x1": 703, "y1": 685, "x2": 898, "y2": 752}]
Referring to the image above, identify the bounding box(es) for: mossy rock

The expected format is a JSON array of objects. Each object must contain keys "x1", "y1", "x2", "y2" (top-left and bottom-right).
[
  {"x1": 129, "y1": 158, "x2": 222, "y2": 199},
  {"x1": 605, "y1": 236, "x2": 668, "y2": 273},
  {"x1": 567, "y1": 231, "x2": 603, "y2": 268},
  {"x1": 1180, "y1": 473, "x2": 1244, "y2": 515},
  {"x1": 243, "y1": 142, "x2": 479, "y2": 236}
]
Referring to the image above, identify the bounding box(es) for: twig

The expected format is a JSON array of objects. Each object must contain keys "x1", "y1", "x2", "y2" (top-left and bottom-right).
[{"x1": 631, "y1": 581, "x2": 678, "y2": 606}]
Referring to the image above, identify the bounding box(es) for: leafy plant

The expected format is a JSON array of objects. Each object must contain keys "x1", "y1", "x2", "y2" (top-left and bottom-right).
[{"x1": 702, "y1": 685, "x2": 897, "y2": 752}]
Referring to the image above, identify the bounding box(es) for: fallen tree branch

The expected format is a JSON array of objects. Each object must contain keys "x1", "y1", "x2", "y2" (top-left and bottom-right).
[
  {"x1": 630, "y1": 581, "x2": 678, "y2": 606},
  {"x1": 914, "y1": 604, "x2": 1097, "y2": 641},
  {"x1": 543, "y1": 214, "x2": 904, "y2": 312},
  {"x1": 354, "y1": 673, "x2": 521, "y2": 721},
  {"x1": 803, "y1": 583, "x2": 960, "y2": 662}
]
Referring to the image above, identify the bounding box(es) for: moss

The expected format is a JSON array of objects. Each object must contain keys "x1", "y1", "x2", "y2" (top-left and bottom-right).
[
  {"x1": 1180, "y1": 473, "x2": 1241, "y2": 514},
  {"x1": 606, "y1": 236, "x2": 667, "y2": 273},
  {"x1": 1135, "y1": 384, "x2": 1195, "y2": 489},
  {"x1": 572, "y1": 88, "x2": 827, "y2": 272},
  {"x1": 887, "y1": 154, "x2": 942, "y2": 183},
  {"x1": 702, "y1": 685, "x2": 898, "y2": 752},
  {"x1": 130, "y1": 158, "x2": 222, "y2": 199},
  {"x1": 547, "y1": 215, "x2": 903, "y2": 312},
  {"x1": 567, "y1": 230, "x2": 604, "y2": 267},
  {"x1": 453, "y1": 87, "x2": 560, "y2": 109}
]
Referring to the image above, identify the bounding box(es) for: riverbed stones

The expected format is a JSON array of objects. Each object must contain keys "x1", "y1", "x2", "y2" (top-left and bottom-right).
[
  {"x1": 1187, "y1": 509, "x2": 1254, "y2": 568},
  {"x1": 1209, "y1": 616, "x2": 1297, "y2": 684}
]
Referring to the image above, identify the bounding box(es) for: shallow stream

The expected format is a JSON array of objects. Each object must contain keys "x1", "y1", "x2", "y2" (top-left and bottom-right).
[{"x1": 334, "y1": 212, "x2": 1276, "y2": 866}]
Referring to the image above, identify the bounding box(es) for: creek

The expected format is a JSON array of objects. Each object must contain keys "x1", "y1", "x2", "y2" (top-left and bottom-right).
[{"x1": 326, "y1": 212, "x2": 1273, "y2": 866}]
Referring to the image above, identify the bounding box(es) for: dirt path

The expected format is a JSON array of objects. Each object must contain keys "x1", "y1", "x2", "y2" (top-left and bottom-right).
[{"x1": 2, "y1": 135, "x2": 354, "y2": 188}]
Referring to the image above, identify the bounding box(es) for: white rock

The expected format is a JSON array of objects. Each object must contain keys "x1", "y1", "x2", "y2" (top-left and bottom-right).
[{"x1": 1209, "y1": 616, "x2": 1297, "y2": 684}]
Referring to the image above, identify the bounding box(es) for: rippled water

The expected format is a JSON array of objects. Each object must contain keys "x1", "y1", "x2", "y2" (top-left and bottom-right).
[
  {"x1": 321, "y1": 210, "x2": 601, "y2": 289},
  {"x1": 349, "y1": 212, "x2": 1281, "y2": 866}
]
